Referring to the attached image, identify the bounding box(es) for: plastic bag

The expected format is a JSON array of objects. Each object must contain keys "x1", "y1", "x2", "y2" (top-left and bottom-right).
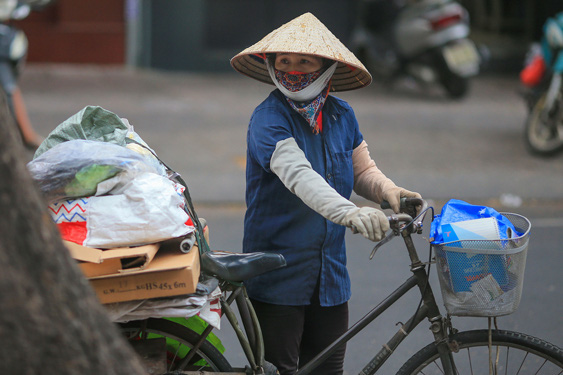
[
  {"x1": 34, "y1": 105, "x2": 166, "y2": 175},
  {"x1": 430, "y1": 199, "x2": 521, "y2": 295},
  {"x1": 107, "y1": 287, "x2": 223, "y2": 330},
  {"x1": 28, "y1": 140, "x2": 159, "y2": 203},
  {"x1": 430, "y1": 199, "x2": 520, "y2": 244},
  {"x1": 48, "y1": 172, "x2": 194, "y2": 248},
  {"x1": 34, "y1": 105, "x2": 198, "y2": 249}
]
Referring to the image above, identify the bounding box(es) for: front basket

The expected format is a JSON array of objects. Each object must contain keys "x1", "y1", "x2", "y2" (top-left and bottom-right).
[{"x1": 432, "y1": 213, "x2": 531, "y2": 317}]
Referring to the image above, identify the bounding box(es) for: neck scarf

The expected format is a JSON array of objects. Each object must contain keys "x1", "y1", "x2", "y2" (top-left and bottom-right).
[{"x1": 267, "y1": 60, "x2": 337, "y2": 134}]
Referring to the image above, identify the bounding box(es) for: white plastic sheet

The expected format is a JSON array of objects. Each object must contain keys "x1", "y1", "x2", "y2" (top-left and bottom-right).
[
  {"x1": 107, "y1": 287, "x2": 222, "y2": 329},
  {"x1": 84, "y1": 173, "x2": 193, "y2": 248}
]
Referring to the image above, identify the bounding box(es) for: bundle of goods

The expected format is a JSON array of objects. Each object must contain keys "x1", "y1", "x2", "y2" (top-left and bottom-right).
[
  {"x1": 28, "y1": 106, "x2": 224, "y2": 362},
  {"x1": 28, "y1": 106, "x2": 196, "y2": 248}
]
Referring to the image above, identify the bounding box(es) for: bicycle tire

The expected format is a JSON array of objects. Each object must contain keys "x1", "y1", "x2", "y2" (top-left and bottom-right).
[
  {"x1": 119, "y1": 318, "x2": 233, "y2": 373},
  {"x1": 397, "y1": 329, "x2": 563, "y2": 375}
]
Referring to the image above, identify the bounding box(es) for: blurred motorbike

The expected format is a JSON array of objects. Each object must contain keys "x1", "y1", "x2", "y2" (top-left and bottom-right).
[
  {"x1": 520, "y1": 12, "x2": 563, "y2": 157},
  {"x1": 0, "y1": 0, "x2": 52, "y2": 148},
  {"x1": 0, "y1": 0, "x2": 30, "y2": 113},
  {"x1": 350, "y1": 0, "x2": 481, "y2": 99}
]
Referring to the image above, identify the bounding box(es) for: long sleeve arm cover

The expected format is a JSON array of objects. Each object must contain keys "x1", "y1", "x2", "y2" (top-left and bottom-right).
[
  {"x1": 352, "y1": 140, "x2": 397, "y2": 203},
  {"x1": 270, "y1": 138, "x2": 389, "y2": 241},
  {"x1": 271, "y1": 137, "x2": 356, "y2": 226}
]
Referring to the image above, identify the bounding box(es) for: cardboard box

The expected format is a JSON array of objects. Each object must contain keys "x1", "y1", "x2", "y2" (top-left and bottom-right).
[
  {"x1": 65, "y1": 240, "x2": 200, "y2": 304},
  {"x1": 64, "y1": 241, "x2": 160, "y2": 278}
]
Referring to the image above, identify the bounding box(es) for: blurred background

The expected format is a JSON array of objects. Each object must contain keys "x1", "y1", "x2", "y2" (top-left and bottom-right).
[
  {"x1": 13, "y1": 0, "x2": 563, "y2": 72},
  {"x1": 8, "y1": 1, "x2": 562, "y2": 374}
]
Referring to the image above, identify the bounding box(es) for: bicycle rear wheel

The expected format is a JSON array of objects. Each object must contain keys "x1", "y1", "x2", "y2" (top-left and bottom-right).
[
  {"x1": 397, "y1": 329, "x2": 562, "y2": 374},
  {"x1": 119, "y1": 318, "x2": 233, "y2": 373}
]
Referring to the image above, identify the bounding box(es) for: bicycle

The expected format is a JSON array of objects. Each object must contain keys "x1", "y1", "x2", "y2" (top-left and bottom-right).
[{"x1": 119, "y1": 198, "x2": 563, "y2": 375}]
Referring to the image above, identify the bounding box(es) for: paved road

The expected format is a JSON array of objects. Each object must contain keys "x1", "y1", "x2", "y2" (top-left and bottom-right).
[{"x1": 20, "y1": 65, "x2": 562, "y2": 374}]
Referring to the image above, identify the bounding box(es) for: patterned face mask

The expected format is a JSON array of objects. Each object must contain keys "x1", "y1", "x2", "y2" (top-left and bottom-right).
[
  {"x1": 266, "y1": 58, "x2": 337, "y2": 102},
  {"x1": 274, "y1": 69, "x2": 330, "y2": 134},
  {"x1": 274, "y1": 70, "x2": 322, "y2": 93},
  {"x1": 267, "y1": 58, "x2": 337, "y2": 134}
]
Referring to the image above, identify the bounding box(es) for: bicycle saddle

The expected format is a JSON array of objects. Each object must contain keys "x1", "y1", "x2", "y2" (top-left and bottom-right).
[{"x1": 201, "y1": 251, "x2": 286, "y2": 282}]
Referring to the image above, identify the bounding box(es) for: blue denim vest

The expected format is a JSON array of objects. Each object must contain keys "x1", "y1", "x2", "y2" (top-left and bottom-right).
[{"x1": 243, "y1": 90, "x2": 363, "y2": 306}]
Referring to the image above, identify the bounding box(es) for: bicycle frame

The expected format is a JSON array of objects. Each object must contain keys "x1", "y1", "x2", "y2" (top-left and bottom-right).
[
  {"x1": 298, "y1": 229, "x2": 454, "y2": 375},
  {"x1": 191, "y1": 203, "x2": 459, "y2": 375},
  {"x1": 119, "y1": 199, "x2": 563, "y2": 375}
]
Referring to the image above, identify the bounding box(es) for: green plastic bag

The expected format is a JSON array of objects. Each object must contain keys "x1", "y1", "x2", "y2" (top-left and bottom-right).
[{"x1": 35, "y1": 105, "x2": 130, "y2": 158}]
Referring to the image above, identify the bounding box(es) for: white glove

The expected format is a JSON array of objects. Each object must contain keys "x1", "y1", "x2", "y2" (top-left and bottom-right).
[
  {"x1": 345, "y1": 207, "x2": 389, "y2": 241},
  {"x1": 382, "y1": 187, "x2": 422, "y2": 214}
]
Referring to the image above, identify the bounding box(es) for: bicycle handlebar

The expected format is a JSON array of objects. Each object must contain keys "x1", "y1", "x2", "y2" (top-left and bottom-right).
[
  {"x1": 381, "y1": 197, "x2": 425, "y2": 214},
  {"x1": 351, "y1": 198, "x2": 427, "y2": 230},
  {"x1": 367, "y1": 198, "x2": 428, "y2": 259}
]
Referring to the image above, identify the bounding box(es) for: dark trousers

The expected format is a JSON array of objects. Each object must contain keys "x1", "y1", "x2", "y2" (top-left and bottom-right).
[{"x1": 251, "y1": 299, "x2": 349, "y2": 375}]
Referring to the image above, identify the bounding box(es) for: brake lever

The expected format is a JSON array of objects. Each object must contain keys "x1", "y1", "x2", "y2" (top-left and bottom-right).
[{"x1": 369, "y1": 216, "x2": 400, "y2": 260}]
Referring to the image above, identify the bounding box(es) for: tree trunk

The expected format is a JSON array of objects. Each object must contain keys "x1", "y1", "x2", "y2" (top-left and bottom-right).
[{"x1": 0, "y1": 91, "x2": 147, "y2": 375}]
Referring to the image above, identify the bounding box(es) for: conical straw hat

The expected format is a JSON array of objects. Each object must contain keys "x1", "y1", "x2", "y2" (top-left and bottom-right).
[{"x1": 231, "y1": 12, "x2": 372, "y2": 92}]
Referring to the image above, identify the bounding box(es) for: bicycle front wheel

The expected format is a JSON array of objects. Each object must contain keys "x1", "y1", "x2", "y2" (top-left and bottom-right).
[
  {"x1": 397, "y1": 330, "x2": 562, "y2": 374},
  {"x1": 119, "y1": 318, "x2": 233, "y2": 373}
]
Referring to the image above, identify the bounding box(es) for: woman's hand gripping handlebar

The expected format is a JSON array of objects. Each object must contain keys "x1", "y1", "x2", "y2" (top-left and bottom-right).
[{"x1": 369, "y1": 198, "x2": 428, "y2": 259}]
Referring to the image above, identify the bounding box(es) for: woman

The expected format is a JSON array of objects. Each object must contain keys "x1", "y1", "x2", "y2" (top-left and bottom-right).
[{"x1": 230, "y1": 13, "x2": 421, "y2": 375}]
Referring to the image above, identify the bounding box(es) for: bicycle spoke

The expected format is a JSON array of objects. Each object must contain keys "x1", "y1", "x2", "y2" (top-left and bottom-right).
[
  {"x1": 533, "y1": 358, "x2": 548, "y2": 375},
  {"x1": 168, "y1": 344, "x2": 181, "y2": 371},
  {"x1": 432, "y1": 360, "x2": 444, "y2": 374},
  {"x1": 467, "y1": 348, "x2": 474, "y2": 375},
  {"x1": 495, "y1": 345, "x2": 501, "y2": 375},
  {"x1": 516, "y1": 351, "x2": 530, "y2": 374},
  {"x1": 505, "y1": 347, "x2": 508, "y2": 375}
]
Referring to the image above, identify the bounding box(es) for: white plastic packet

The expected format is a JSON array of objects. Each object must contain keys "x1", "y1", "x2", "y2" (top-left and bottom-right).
[{"x1": 50, "y1": 172, "x2": 194, "y2": 248}]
